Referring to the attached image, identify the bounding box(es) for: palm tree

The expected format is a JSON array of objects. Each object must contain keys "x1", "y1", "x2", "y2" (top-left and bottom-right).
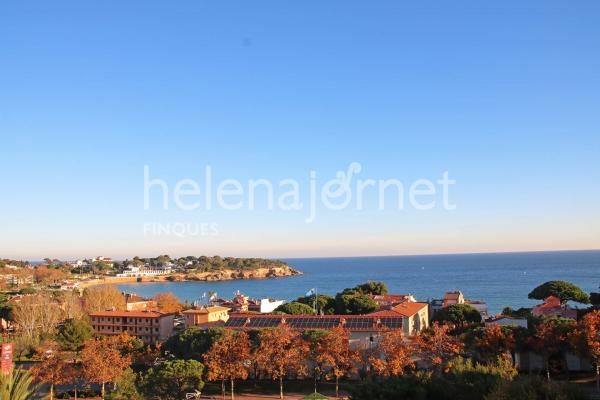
[{"x1": 0, "y1": 368, "x2": 40, "y2": 400}]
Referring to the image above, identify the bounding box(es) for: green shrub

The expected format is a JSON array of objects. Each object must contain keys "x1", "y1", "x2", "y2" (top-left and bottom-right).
[{"x1": 485, "y1": 376, "x2": 587, "y2": 400}]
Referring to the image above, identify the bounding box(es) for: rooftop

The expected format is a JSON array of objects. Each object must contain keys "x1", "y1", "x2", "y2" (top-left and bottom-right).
[
  {"x1": 88, "y1": 310, "x2": 171, "y2": 318},
  {"x1": 182, "y1": 306, "x2": 230, "y2": 314},
  {"x1": 224, "y1": 313, "x2": 406, "y2": 332}
]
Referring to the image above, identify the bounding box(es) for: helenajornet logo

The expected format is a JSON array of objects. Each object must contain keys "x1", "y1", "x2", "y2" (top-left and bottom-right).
[{"x1": 142, "y1": 162, "x2": 456, "y2": 236}]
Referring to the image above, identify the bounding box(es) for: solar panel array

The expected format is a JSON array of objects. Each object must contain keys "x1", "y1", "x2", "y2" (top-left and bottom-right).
[
  {"x1": 224, "y1": 317, "x2": 247, "y2": 327},
  {"x1": 224, "y1": 315, "x2": 405, "y2": 331},
  {"x1": 344, "y1": 317, "x2": 375, "y2": 330},
  {"x1": 379, "y1": 317, "x2": 404, "y2": 328},
  {"x1": 286, "y1": 317, "x2": 341, "y2": 329},
  {"x1": 246, "y1": 317, "x2": 282, "y2": 328}
]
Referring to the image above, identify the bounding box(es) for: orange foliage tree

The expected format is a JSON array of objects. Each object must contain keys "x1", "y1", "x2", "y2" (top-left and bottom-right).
[
  {"x1": 413, "y1": 323, "x2": 463, "y2": 373},
  {"x1": 204, "y1": 330, "x2": 252, "y2": 400},
  {"x1": 315, "y1": 326, "x2": 361, "y2": 398},
  {"x1": 81, "y1": 336, "x2": 132, "y2": 399},
  {"x1": 473, "y1": 325, "x2": 516, "y2": 363},
  {"x1": 33, "y1": 266, "x2": 67, "y2": 285},
  {"x1": 31, "y1": 346, "x2": 71, "y2": 400},
  {"x1": 255, "y1": 325, "x2": 309, "y2": 399},
  {"x1": 369, "y1": 330, "x2": 415, "y2": 378},
  {"x1": 83, "y1": 285, "x2": 126, "y2": 312},
  {"x1": 153, "y1": 292, "x2": 183, "y2": 313},
  {"x1": 570, "y1": 310, "x2": 600, "y2": 391},
  {"x1": 529, "y1": 317, "x2": 574, "y2": 381}
]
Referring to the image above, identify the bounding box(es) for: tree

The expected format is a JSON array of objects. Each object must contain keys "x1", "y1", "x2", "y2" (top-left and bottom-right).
[
  {"x1": 275, "y1": 302, "x2": 315, "y2": 315},
  {"x1": 163, "y1": 327, "x2": 225, "y2": 360},
  {"x1": 569, "y1": 310, "x2": 600, "y2": 391},
  {"x1": 58, "y1": 291, "x2": 85, "y2": 320},
  {"x1": 83, "y1": 285, "x2": 126, "y2": 312},
  {"x1": 141, "y1": 359, "x2": 204, "y2": 400},
  {"x1": 256, "y1": 325, "x2": 309, "y2": 399},
  {"x1": 432, "y1": 304, "x2": 482, "y2": 327},
  {"x1": 56, "y1": 318, "x2": 93, "y2": 352},
  {"x1": 354, "y1": 281, "x2": 388, "y2": 296},
  {"x1": 315, "y1": 326, "x2": 361, "y2": 398},
  {"x1": 529, "y1": 317, "x2": 575, "y2": 380},
  {"x1": 368, "y1": 329, "x2": 415, "y2": 378},
  {"x1": 154, "y1": 292, "x2": 182, "y2": 313},
  {"x1": 591, "y1": 292, "x2": 600, "y2": 307},
  {"x1": 296, "y1": 294, "x2": 335, "y2": 314},
  {"x1": 12, "y1": 293, "x2": 64, "y2": 338},
  {"x1": 0, "y1": 368, "x2": 39, "y2": 400},
  {"x1": 33, "y1": 267, "x2": 67, "y2": 285},
  {"x1": 413, "y1": 323, "x2": 463, "y2": 373},
  {"x1": 0, "y1": 293, "x2": 14, "y2": 322},
  {"x1": 204, "y1": 331, "x2": 251, "y2": 399},
  {"x1": 472, "y1": 325, "x2": 515, "y2": 363},
  {"x1": 31, "y1": 346, "x2": 71, "y2": 400},
  {"x1": 528, "y1": 281, "x2": 590, "y2": 304},
  {"x1": 81, "y1": 337, "x2": 132, "y2": 399},
  {"x1": 107, "y1": 367, "x2": 141, "y2": 400},
  {"x1": 501, "y1": 307, "x2": 531, "y2": 318},
  {"x1": 304, "y1": 330, "x2": 330, "y2": 393},
  {"x1": 334, "y1": 292, "x2": 378, "y2": 315}
]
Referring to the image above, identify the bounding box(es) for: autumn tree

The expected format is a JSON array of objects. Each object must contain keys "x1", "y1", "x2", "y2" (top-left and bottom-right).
[
  {"x1": 256, "y1": 325, "x2": 309, "y2": 399},
  {"x1": 31, "y1": 345, "x2": 71, "y2": 400},
  {"x1": 413, "y1": 323, "x2": 463, "y2": 373},
  {"x1": 153, "y1": 292, "x2": 183, "y2": 313},
  {"x1": 83, "y1": 285, "x2": 126, "y2": 312},
  {"x1": 472, "y1": 325, "x2": 515, "y2": 363},
  {"x1": 570, "y1": 310, "x2": 600, "y2": 391},
  {"x1": 369, "y1": 329, "x2": 415, "y2": 378},
  {"x1": 204, "y1": 331, "x2": 252, "y2": 399},
  {"x1": 12, "y1": 293, "x2": 64, "y2": 338},
  {"x1": 304, "y1": 330, "x2": 329, "y2": 393},
  {"x1": 58, "y1": 291, "x2": 85, "y2": 320},
  {"x1": 33, "y1": 267, "x2": 67, "y2": 285},
  {"x1": 81, "y1": 337, "x2": 132, "y2": 399},
  {"x1": 529, "y1": 317, "x2": 575, "y2": 380},
  {"x1": 316, "y1": 326, "x2": 361, "y2": 398}
]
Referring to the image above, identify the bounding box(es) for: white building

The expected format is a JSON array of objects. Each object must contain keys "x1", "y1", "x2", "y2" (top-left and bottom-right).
[
  {"x1": 248, "y1": 298, "x2": 286, "y2": 313},
  {"x1": 117, "y1": 265, "x2": 172, "y2": 277}
]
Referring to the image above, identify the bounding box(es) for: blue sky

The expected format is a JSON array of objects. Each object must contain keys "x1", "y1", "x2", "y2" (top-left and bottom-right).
[{"x1": 1, "y1": 1, "x2": 599, "y2": 259}]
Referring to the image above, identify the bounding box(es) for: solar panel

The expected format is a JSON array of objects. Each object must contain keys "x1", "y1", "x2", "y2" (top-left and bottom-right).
[
  {"x1": 344, "y1": 318, "x2": 374, "y2": 329},
  {"x1": 225, "y1": 317, "x2": 247, "y2": 327},
  {"x1": 246, "y1": 317, "x2": 281, "y2": 328},
  {"x1": 380, "y1": 317, "x2": 404, "y2": 328},
  {"x1": 284, "y1": 317, "x2": 341, "y2": 330}
]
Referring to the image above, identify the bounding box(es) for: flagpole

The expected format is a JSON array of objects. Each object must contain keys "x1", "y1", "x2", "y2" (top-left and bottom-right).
[{"x1": 314, "y1": 288, "x2": 317, "y2": 315}]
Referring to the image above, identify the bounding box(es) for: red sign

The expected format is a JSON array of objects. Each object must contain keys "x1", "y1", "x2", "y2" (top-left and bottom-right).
[{"x1": 1, "y1": 343, "x2": 13, "y2": 375}]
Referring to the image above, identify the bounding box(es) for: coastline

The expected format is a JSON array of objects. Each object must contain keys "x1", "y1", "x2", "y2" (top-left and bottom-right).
[{"x1": 78, "y1": 265, "x2": 302, "y2": 289}]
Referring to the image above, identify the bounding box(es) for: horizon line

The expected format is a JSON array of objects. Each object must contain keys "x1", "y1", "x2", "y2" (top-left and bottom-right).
[{"x1": 12, "y1": 247, "x2": 600, "y2": 263}]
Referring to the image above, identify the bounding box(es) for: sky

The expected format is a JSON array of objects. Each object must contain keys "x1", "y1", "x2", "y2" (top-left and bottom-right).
[{"x1": 1, "y1": 1, "x2": 599, "y2": 260}]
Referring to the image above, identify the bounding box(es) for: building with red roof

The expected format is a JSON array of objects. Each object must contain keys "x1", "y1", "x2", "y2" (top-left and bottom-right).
[
  {"x1": 532, "y1": 296, "x2": 577, "y2": 319},
  {"x1": 88, "y1": 310, "x2": 175, "y2": 344}
]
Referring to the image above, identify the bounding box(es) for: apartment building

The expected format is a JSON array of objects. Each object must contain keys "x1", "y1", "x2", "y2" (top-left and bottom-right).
[{"x1": 88, "y1": 310, "x2": 175, "y2": 344}]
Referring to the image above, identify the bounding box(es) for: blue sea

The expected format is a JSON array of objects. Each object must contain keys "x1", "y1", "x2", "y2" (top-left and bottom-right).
[{"x1": 117, "y1": 250, "x2": 600, "y2": 314}]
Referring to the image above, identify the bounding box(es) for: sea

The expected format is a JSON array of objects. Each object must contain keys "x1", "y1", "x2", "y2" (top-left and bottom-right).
[{"x1": 117, "y1": 250, "x2": 600, "y2": 315}]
